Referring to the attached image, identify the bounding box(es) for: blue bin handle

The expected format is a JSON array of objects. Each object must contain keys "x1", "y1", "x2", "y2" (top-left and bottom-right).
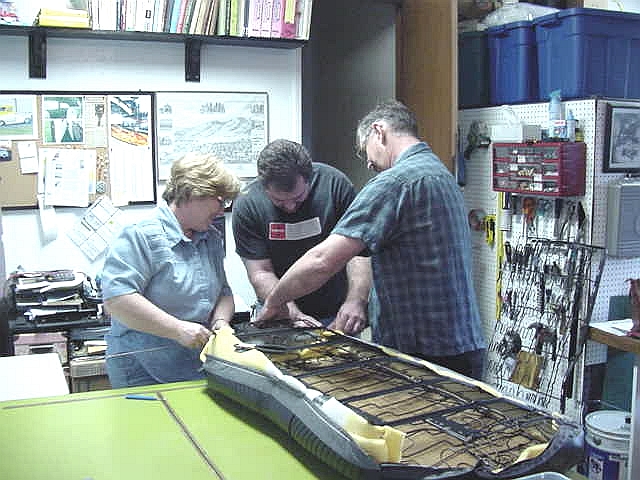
[
  {"x1": 535, "y1": 12, "x2": 562, "y2": 27},
  {"x1": 489, "y1": 25, "x2": 508, "y2": 37}
]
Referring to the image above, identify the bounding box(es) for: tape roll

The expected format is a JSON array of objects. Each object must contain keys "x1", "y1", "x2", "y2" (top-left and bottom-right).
[{"x1": 499, "y1": 208, "x2": 513, "y2": 231}]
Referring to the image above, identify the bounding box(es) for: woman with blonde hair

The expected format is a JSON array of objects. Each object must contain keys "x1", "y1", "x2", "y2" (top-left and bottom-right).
[{"x1": 102, "y1": 153, "x2": 240, "y2": 387}]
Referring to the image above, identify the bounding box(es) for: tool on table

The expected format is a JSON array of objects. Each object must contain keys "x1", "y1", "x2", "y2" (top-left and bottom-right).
[
  {"x1": 125, "y1": 394, "x2": 157, "y2": 401},
  {"x1": 105, "y1": 345, "x2": 176, "y2": 359}
]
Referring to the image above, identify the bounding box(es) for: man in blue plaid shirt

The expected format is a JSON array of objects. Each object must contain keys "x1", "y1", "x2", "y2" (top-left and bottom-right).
[{"x1": 257, "y1": 100, "x2": 486, "y2": 379}]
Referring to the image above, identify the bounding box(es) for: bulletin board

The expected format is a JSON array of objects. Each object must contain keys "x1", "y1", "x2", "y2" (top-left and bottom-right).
[{"x1": 0, "y1": 91, "x2": 157, "y2": 209}]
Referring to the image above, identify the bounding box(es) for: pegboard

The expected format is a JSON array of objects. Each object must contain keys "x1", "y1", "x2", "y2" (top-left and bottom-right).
[
  {"x1": 459, "y1": 99, "x2": 606, "y2": 420},
  {"x1": 588, "y1": 98, "x2": 640, "y2": 330}
]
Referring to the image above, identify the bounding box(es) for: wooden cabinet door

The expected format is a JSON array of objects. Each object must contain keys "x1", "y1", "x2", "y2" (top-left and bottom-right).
[{"x1": 397, "y1": 0, "x2": 457, "y2": 171}]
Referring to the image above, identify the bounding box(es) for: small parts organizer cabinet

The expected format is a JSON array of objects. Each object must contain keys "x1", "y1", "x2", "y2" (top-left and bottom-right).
[{"x1": 492, "y1": 142, "x2": 586, "y2": 197}]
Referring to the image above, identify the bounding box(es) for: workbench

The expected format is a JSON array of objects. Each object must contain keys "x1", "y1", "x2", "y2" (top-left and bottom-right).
[{"x1": 0, "y1": 380, "x2": 348, "y2": 480}]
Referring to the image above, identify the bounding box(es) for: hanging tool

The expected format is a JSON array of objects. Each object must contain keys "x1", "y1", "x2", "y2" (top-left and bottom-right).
[
  {"x1": 498, "y1": 330, "x2": 522, "y2": 378},
  {"x1": 484, "y1": 214, "x2": 496, "y2": 246},
  {"x1": 553, "y1": 198, "x2": 563, "y2": 239},
  {"x1": 499, "y1": 192, "x2": 513, "y2": 232},
  {"x1": 529, "y1": 322, "x2": 557, "y2": 361}
]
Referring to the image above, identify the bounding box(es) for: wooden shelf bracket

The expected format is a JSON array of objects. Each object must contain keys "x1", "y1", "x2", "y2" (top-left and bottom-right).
[
  {"x1": 29, "y1": 30, "x2": 47, "y2": 79},
  {"x1": 185, "y1": 38, "x2": 202, "y2": 82}
]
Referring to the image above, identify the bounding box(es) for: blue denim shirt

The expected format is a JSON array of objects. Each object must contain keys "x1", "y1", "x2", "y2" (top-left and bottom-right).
[{"x1": 102, "y1": 202, "x2": 231, "y2": 384}]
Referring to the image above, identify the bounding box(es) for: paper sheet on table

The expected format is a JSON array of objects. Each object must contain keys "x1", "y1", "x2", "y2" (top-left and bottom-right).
[{"x1": 591, "y1": 319, "x2": 634, "y2": 336}]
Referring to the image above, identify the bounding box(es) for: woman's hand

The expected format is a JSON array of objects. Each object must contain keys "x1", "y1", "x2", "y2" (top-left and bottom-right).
[{"x1": 175, "y1": 320, "x2": 212, "y2": 349}]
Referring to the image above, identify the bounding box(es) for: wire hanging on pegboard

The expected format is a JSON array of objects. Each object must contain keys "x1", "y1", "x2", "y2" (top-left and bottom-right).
[{"x1": 485, "y1": 238, "x2": 606, "y2": 415}]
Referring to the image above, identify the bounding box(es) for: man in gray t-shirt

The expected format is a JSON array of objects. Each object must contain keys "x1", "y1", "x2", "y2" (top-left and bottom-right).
[
  {"x1": 232, "y1": 139, "x2": 371, "y2": 334},
  {"x1": 257, "y1": 104, "x2": 486, "y2": 380}
]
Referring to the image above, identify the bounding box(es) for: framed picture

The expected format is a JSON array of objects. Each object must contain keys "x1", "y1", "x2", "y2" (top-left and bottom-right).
[
  {"x1": 603, "y1": 104, "x2": 640, "y2": 173},
  {"x1": 155, "y1": 91, "x2": 268, "y2": 181}
]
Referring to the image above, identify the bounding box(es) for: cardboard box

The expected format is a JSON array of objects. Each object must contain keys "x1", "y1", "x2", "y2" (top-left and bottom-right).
[
  {"x1": 69, "y1": 356, "x2": 110, "y2": 392},
  {"x1": 491, "y1": 123, "x2": 541, "y2": 142}
]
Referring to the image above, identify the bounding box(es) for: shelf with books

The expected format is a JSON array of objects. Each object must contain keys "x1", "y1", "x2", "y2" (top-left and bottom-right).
[{"x1": 0, "y1": 24, "x2": 305, "y2": 81}]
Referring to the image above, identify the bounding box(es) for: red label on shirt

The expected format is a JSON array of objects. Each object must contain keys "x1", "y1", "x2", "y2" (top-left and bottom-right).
[{"x1": 269, "y1": 223, "x2": 286, "y2": 240}]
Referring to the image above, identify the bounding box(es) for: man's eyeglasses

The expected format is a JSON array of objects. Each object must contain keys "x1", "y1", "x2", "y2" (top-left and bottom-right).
[{"x1": 356, "y1": 125, "x2": 374, "y2": 161}]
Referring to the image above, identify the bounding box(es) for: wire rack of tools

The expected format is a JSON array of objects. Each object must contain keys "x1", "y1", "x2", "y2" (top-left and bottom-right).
[{"x1": 486, "y1": 238, "x2": 606, "y2": 416}]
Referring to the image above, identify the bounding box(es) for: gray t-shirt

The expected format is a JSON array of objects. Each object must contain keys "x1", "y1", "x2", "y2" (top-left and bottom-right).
[{"x1": 232, "y1": 163, "x2": 356, "y2": 318}]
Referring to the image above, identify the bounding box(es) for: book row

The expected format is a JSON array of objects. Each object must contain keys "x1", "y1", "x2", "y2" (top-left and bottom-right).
[{"x1": 89, "y1": 0, "x2": 313, "y2": 40}]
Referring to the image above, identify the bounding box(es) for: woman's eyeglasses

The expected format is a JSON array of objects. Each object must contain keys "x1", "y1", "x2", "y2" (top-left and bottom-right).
[{"x1": 218, "y1": 197, "x2": 232, "y2": 209}]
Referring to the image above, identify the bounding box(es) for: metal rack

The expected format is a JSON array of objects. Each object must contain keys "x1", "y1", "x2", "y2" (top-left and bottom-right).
[{"x1": 486, "y1": 239, "x2": 606, "y2": 414}]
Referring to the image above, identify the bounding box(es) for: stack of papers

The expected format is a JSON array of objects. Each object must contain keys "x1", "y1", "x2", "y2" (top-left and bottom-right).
[{"x1": 34, "y1": 8, "x2": 90, "y2": 28}]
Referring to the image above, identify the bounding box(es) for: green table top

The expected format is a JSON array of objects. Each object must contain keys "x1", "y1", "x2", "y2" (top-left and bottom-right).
[{"x1": 0, "y1": 381, "x2": 348, "y2": 480}]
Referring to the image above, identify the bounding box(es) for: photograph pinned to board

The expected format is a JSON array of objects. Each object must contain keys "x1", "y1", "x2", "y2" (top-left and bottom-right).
[
  {"x1": 603, "y1": 103, "x2": 640, "y2": 174},
  {"x1": 107, "y1": 94, "x2": 156, "y2": 206},
  {"x1": 0, "y1": 93, "x2": 37, "y2": 140},
  {"x1": 42, "y1": 95, "x2": 85, "y2": 144},
  {"x1": 155, "y1": 91, "x2": 268, "y2": 181}
]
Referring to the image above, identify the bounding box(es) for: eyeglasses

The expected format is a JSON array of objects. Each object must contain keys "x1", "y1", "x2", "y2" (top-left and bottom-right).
[
  {"x1": 217, "y1": 197, "x2": 233, "y2": 209},
  {"x1": 356, "y1": 125, "x2": 374, "y2": 161}
]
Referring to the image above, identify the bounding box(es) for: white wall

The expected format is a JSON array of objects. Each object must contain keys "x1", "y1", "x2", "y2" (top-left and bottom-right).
[{"x1": 1, "y1": 35, "x2": 303, "y2": 306}]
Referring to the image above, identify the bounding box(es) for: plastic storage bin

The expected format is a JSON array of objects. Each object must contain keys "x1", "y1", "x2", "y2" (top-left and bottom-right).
[
  {"x1": 487, "y1": 20, "x2": 538, "y2": 105},
  {"x1": 459, "y1": 30, "x2": 490, "y2": 108},
  {"x1": 535, "y1": 8, "x2": 640, "y2": 100}
]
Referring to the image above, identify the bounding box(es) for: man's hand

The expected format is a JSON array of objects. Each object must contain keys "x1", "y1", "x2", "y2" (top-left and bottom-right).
[
  {"x1": 288, "y1": 309, "x2": 323, "y2": 329},
  {"x1": 253, "y1": 301, "x2": 322, "y2": 329},
  {"x1": 253, "y1": 299, "x2": 286, "y2": 327},
  {"x1": 328, "y1": 299, "x2": 367, "y2": 335},
  {"x1": 175, "y1": 320, "x2": 212, "y2": 349}
]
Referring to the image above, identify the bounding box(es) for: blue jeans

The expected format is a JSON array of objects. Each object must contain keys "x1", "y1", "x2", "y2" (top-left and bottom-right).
[{"x1": 105, "y1": 331, "x2": 204, "y2": 388}]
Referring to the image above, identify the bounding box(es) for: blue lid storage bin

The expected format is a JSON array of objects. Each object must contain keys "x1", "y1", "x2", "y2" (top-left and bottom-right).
[
  {"x1": 459, "y1": 31, "x2": 490, "y2": 108},
  {"x1": 487, "y1": 20, "x2": 538, "y2": 105},
  {"x1": 535, "y1": 8, "x2": 640, "y2": 101}
]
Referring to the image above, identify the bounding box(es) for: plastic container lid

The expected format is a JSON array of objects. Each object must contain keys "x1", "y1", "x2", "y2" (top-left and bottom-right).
[
  {"x1": 483, "y1": 1, "x2": 559, "y2": 27},
  {"x1": 585, "y1": 410, "x2": 632, "y2": 438}
]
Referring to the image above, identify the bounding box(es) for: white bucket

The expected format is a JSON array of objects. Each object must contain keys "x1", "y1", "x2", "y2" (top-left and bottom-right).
[{"x1": 585, "y1": 410, "x2": 631, "y2": 480}]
